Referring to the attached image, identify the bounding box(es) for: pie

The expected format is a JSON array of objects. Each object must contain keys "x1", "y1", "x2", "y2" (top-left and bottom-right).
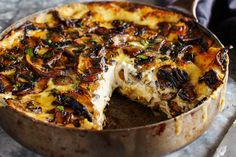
[{"x1": 0, "y1": 2, "x2": 228, "y2": 130}]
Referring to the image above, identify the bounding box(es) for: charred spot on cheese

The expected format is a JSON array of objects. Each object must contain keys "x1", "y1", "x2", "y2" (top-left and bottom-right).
[
  {"x1": 199, "y1": 70, "x2": 222, "y2": 90},
  {"x1": 0, "y1": 2, "x2": 226, "y2": 130}
]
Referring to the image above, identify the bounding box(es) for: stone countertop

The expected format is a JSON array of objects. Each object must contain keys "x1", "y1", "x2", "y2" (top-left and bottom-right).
[{"x1": 0, "y1": 0, "x2": 236, "y2": 157}]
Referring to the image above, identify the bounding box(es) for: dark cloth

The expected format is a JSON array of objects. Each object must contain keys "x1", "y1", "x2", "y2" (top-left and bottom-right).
[
  {"x1": 210, "y1": 0, "x2": 236, "y2": 46},
  {"x1": 196, "y1": 0, "x2": 215, "y2": 26},
  {"x1": 197, "y1": 0, "x2": 236, "y2": 46}
]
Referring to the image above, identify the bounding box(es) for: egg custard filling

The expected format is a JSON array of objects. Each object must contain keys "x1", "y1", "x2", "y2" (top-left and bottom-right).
[{"x1": 0, "y1": 2, "x2": 227, "y2": 130}]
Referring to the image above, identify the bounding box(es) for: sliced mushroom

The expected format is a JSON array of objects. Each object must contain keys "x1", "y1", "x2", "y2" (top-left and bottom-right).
[
  {"x1": 122, "y1": 46, "x2": 143, "y2": 57},
  {"x1": 12, "y1": 77, "x2": 48, "y2": 96},
  {"x1": 157, "y1": 66, "x2": 189, "y2": 88},
  {"x1": 15, "y1": 65, "x2": 37, "y2": 83},
  {"x1": 55, "y1": 108, "x2": 74, "y2": 124},
  {"x1": 80, "y1": 74, "x2": 98, "y2": 83},
  {"x1": 178, "y1": 83, "x2": 196, "y2": 102},
  {"x1": 52, "y1": 92, "x2": 92, "y2": 122},
  {"x1": 179, "y1": 36, "x2": 208, "y2": 51},
  {"x1": 94, "y1": 27, "x2": 111, "y2": 35},
  {"x1": 52, "y1": 76, "x2": 73, "y2": 86},
  {"x1": 157, "y1": 66, "x2": 176, "y2": 88},
  {"x1": 45, "y1": 50, "x2": 63, "y2": 68},
  {"x1": 12, "y1": 82, "x2": 32, "y2": 96},
  {"x1": 64, "y1": 44, "x2": 85, "y2": 57},
  {"x1": 0, "y1": 74, "x2": 13, "y2": 93},
  {"x1": 1, "y1": 52, "x2": 21, "y2": 71},
  {"x1": 26, "y1": 51, "x2": 64, "y2": 77},
  {"x1": 199, "y1": 70, "x2": 222, "y2": 90},
  {"x1": 172, "y1": 68, "x2": 189, "y2": 86},
  {"x1": 157, "y1": 22, "x2": 172, "y2": 36},
  {"x1": 77, "y1": 54, "x2": 106, "y2": 77},
  {"x1": 50, "y1": 32, "x2": 65, "y2": 43}
]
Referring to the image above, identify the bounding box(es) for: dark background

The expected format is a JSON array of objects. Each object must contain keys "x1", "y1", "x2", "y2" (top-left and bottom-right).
[{"x1": 209, "y1": 0, "x2": 236, "y2": 46}]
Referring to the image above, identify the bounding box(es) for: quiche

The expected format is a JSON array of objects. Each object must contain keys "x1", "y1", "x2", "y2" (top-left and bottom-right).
[{"x1": 0, "y1": 2, "x2": 228, "y2": 130}]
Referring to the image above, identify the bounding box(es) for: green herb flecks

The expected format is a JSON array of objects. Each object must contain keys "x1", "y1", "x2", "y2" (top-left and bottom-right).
[
  {"x1": 71, "y1": 83, "x2": 78, "y2": 89},
  {"x1": 42, "y1": 51, "x2": 54, "y2": 60},
  {"x1": 13, "y1": 82, "x2": 21, "y2": 91},
  {"x1": 86, "y1": 85, "x2": 91, "y2": 91},
  {"x1": 136, "y1": 54, "x2": 148, "y2": 60},
  {"x1": 47, "y1": 39, "x2": 52, "y2": 44},
  {"x1": 87, "y1": 39, "x2": 97, "y2": 44},
  {"x1": 56, "y1": 105, "x2": 64, "y2": 111},
  {"x1": 77, "y1": 44, "x2": 86, "y2": 51},
  {"x1": 25, "y1": 48, "x2": 34, "y2": 57},
  {"x1": 140, "y1": 40, "x2": 149, "y2": 46},
  {"x1": 76, "y1": 21, "x2": 83, "y2": 27},
  {"x1": 5, "y1": 53, "x2": 16, "y2": 60}
]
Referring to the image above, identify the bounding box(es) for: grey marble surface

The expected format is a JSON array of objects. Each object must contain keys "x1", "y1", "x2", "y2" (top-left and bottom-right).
[{"x1": 0, "y1": 0, "x2": 236, "y2": 157}]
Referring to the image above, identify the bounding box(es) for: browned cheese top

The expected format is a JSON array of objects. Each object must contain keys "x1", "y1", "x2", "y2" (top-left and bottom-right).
[{"x1": 0, "y1": 2, "x2": 227, "y2": 130}]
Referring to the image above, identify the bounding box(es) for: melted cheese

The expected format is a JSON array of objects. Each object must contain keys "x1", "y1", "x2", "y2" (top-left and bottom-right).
[
  {"x1": 92, "y1": 64, "x2": 117, "y2": 128},
  {"x1": 0, "y1": 31, "x2": 23, "y2": 49}
]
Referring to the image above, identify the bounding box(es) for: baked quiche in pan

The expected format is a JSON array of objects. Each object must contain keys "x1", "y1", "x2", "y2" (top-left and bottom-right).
[{"x1": 0, "y1": 2, "x2": 228, "y2": 130}]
